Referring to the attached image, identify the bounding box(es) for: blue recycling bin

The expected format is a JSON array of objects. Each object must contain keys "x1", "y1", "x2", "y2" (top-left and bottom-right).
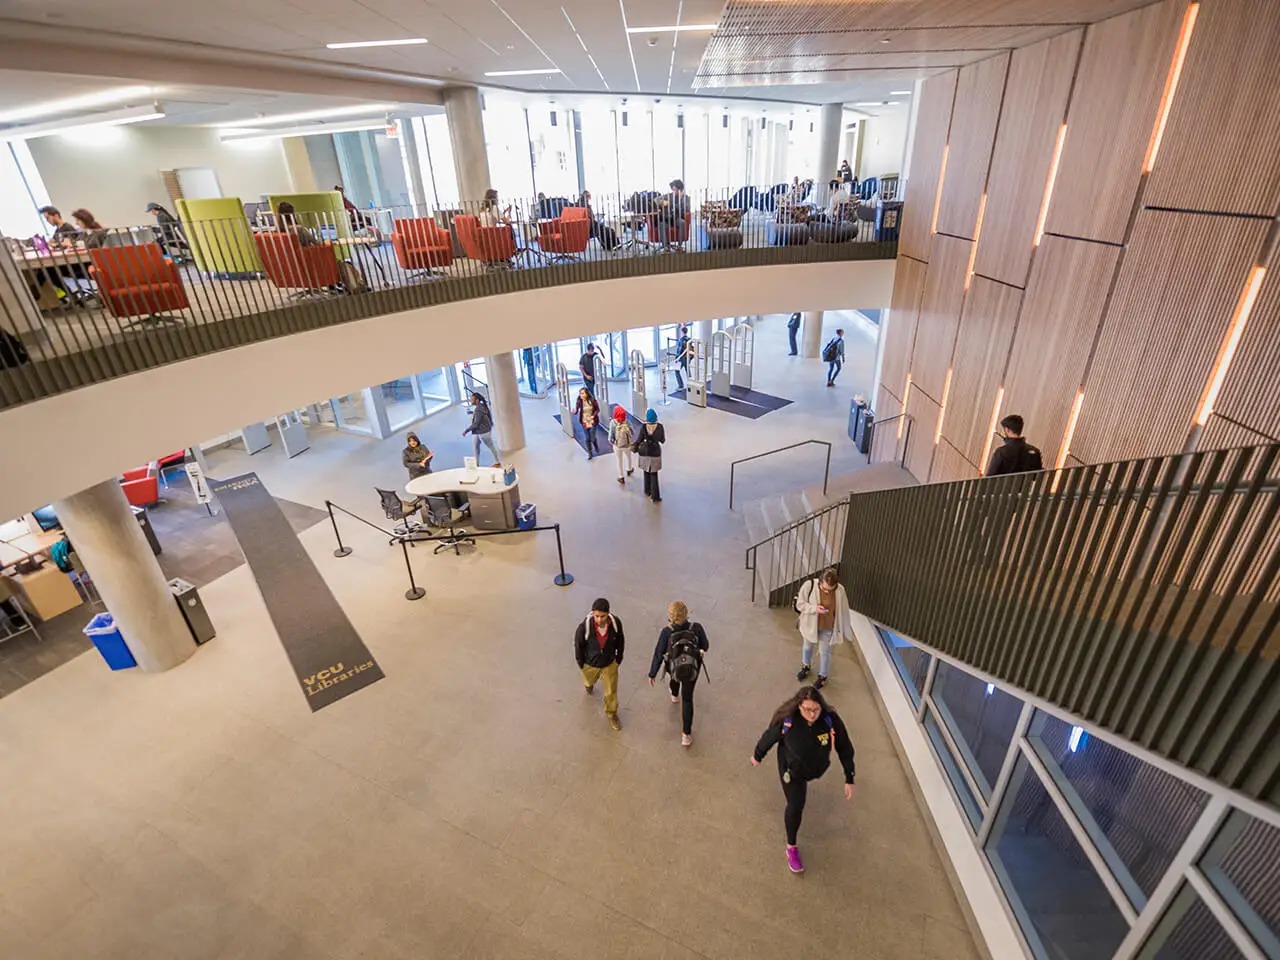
[
  {"x1": 875, "y1": 199, "x2": 903, "y2": 242},
  {"x1": 515, "y1": 503, "x2": 537, "y2": 531},
  {"x1": 83, "y1": 612, "x2": 137, "y2": 670}
]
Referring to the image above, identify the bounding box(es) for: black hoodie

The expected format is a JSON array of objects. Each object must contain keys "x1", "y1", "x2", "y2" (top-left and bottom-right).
[
  {"x1": 574, "y1": 614, "x2": 625, "y2": 669},
  {"x1": 754, "y1": 709, "x2": 856, "y2": 784}
]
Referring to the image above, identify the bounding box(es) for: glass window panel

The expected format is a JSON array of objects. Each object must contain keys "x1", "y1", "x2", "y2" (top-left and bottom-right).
[
  {"x1": 932, "y1": 661, "x2": 1023, "y2": 798},
  {"x1": 923, "y1": 707, "x2": 982, "y2": 830},
  {"x1": 653, "y1": 104, "x2": 684, "y2": 187},
  {"x1": 986, "y1": 755, "x2": 1131, "y2": 960},
  {"x1": 877, "y1": 628, "x2": 931, "y2": 706},
  {"x1": 626, "y1": 327, "x2": 658, "y2": 365},
  {"x1": 381, "y1": 377, "x2": 422, "y2": 431},
  {"x1": 0, "y1": 142, "x2": 46, "y2": 238},
  {"x1": 1139, "y1": 885, "x2": 1248, "y2": 960},
  {"x1": 728, "y1": 115, "x2": 750, "y2": 188},
  {"x1": 1029, "y1": 711, "x2": 1209, "y2": 906},
  {"x1": 1203, "y1": 813, "x2": 1280, "y2": 954},
  {"x1": 684, "y1": 108, "x2": 709, "y2": 197},
  {"x1": 421, "y1": 114, "x2": 460, "y2": 208},
  {"x1": 415, "y1": 368, "x2": 452, "y2": 414},
  {"x1": 483, "y1": 98, "x2": 535, "y2": 205},
  {"x1": 528, "y1": 106, "x2": 577, "y2": 199},
  {"x1": 708, "y1": 112, "x2": 731, "y2": 192},
  {"x1": 618, "y1": 108, "x2": 654, "y2": 195},
  {"x1": 580, "y1": 104, "x2": 620, "y2": 201},
  {"x1": 330, "y1": 392, "x2": 372, "y2": 435}
]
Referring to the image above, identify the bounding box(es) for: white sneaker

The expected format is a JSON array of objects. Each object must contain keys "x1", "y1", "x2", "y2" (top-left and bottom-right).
[
  {"x1": 681, "y1": 734, "x2": 692, "y2": 747},
  {"x1": 671, "y1": 694, "x2": 680, "y2": 703}
]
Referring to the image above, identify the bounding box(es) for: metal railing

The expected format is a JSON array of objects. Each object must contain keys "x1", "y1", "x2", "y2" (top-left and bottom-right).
[
  {"x1": 745, "y1": 497, "x2": 849, "y2": 604},
  {"x1": 867, "y1": 412, "x2": 913, "y2": 468},
  {"x1": 728, "y1": 438, "x2": 832, "y2": 510},
  {"x1": 841, "y1": 441, "x2": 1280, "y2": 805},
  {"x1": 0, "y1": 187, "x2": 898, "y2": 411}
]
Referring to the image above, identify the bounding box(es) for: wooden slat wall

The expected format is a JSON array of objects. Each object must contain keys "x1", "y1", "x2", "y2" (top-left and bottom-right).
[
  {"x1": 1145, "y1": 0, "x2": 1280, "y2": 217},
  {"x1": 876, "y1": 383, "x2": 903, "y2": 422},
  {"x1": 898, "y1": 70, "x2": 958, "y2": 262},
  {"x1": 934, "y1": 53, "x2": 1010, "y2": 241},
  {"x1": 972, "y1": 30, "x2": 1082, "y2": 288},
  {"x1": 881, "y1": 255, "x2": 928, "y2": 397},
  {"x1": 930, "y1": 440, "x2": 981, "y2": 483},
  {"x1": 905, "y1": 388, "x2": 941, "y2": 482},
  {"x1": 1002, "y1": 235, "x2": 1119, "y2": 461},
  {"x1": 910, "y1": 234, "x2": 972, "y2": 402},
  {"x1": 1044, "y1": 0, "x2": 1185, "y2": 244},
  {"x1": 1207, "y1": 269, "x2": 1280, "y2": 442},
  {"x1": 1071, "y1": 210, "x2": 1269, "y2": 464},
  {"x1": 1199, "y1": 414, "x2": 1273, "y2": 452},
  {"x1": 941, "y1": 277, "x2": 1023, "y2": 466}
]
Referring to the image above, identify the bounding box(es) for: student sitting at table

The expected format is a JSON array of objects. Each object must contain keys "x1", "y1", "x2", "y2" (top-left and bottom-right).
[
  {"x1": 577, "y1": 190, "x2": 620, "y2": 251},
  {"x1": 39, "y1": 206, "x2": 81, "y2": 247},
  {"x1": 478, "y1": 189, "x2": 512, "y2": 228},
  {"x1": 277, "y1": 201, "x2": 321, "y2": 246},
  {"x1": 71, "y1": 209, "x2": 110, "y2": 248}
]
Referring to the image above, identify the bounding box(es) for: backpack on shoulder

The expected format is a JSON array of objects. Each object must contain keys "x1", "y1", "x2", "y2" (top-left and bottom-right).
[
  {"x1": 666, "y1": 627, "x2": 707, "y2": 684},
  {"x1": 615, "y1": 420, "x2": 633, "y2": 447},
  {"x1": 821, "y1": 338, "x2": 839, "y2": 362}
]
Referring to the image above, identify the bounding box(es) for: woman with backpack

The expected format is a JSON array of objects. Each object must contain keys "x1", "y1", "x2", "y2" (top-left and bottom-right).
[
  {"x1": 607, "y1": 406, "x2": 635, "y2": 484},
  {"x1": 462, "y1": 392, "x2": 501, "y2": 466},
  {"x1": 647, "y1": 601, "x2": 709, "y2": 746},
  {"x1": 795, "y1": 567, "x2": 852, "y2": 689},
  {"x1": 752, "y1": 685, "x2": 856, "y2": 874},
  {"x1": 573, "y1": 387, "x2": 601, "y2": 460},
  {"x1": 634, "y1": 409, "x2": 666, "y2": 503}
]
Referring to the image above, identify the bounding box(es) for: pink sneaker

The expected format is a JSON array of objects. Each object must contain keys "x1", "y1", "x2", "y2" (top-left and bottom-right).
[
  {"x1": 786, "y1": 846, "x2": 804, "y2": 874},
  {"x1": 681, "y1": 733, "x2": 692, "y2": 747}
]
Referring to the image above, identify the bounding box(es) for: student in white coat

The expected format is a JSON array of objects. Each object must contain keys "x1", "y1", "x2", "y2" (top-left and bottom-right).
[{"x1": 794, "y1": 567, "x2": 852, "y2": 689}]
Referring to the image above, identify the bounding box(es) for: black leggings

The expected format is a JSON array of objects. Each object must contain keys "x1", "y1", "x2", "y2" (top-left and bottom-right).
[
  {"x1": 669, "y1": 677, "x2": 696, "y2": 734},
  {"x1": 643, "y1": 471, "x2": 661, "y2": 500},
  {"x1": 584, "y1": 427, "x2": 598, "y2": 456},
  {"x1": 778, "y1": 752, "x2": 808, "y2": 846}
]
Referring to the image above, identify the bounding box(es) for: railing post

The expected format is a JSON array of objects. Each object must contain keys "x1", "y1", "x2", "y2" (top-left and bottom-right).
[
  {"x1": 823, "y1": 442, "x2": 831, "y2": 496},
  {"x1": 729, "y1": 463, "x2": 736, "y2": 510},
  {"x1": 401, "y1": 538, "x2": 425, "y2": 600},
  {"x1": 327, "y1": 500, "x2": 352, "y2": 558},
  {"x1": 552, "y1": 522, "x2": 574, "y2": 586}
]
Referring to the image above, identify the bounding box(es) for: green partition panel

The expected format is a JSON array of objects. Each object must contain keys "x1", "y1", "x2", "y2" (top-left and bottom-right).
[
  {"x1": 267, "y1": 192, "x2": 352, "y2": 259},
  {"x1": 176, "y1": 197, "x2": 262, "y2": 276}
]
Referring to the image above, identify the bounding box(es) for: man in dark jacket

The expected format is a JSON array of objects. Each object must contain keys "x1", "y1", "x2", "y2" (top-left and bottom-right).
[
  {"x1": 574, "y1": 598, "x2": 625, "y2": 730},
  {"x1": 985, "y1": 414, "x2": 1044, "y2": 476},
  {"x1": 787, "y1": 312, "x2": 801, "y2": 356}
]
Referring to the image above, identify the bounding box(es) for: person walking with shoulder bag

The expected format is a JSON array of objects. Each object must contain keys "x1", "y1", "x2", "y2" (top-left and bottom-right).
[
  {"x1": 647, "y1": 601, "x2": 709, "y2": 746},
  {"x1": 794, "y1": 567, "x2": 852, "y2": 689},
  {"x1": 608, "y1": 406, "x2": 636, "y2": 485},
  {"x1": 634, "y1": 409, "x2": 666, "y2": 502}
]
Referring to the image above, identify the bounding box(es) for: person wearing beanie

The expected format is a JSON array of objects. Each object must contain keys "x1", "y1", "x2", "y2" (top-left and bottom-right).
[
  {"x1": 634, "y1": 409, "x2": 666, "y2": 502},
  {"x1": 607, "y1": 406, "x2": 636, "y2": 485},
  {"x1": 574, "y1": 597, "x2": 626, "y2": 731}
]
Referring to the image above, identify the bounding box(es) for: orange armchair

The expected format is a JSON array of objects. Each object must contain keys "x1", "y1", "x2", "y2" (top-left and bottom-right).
[
  {"x1": 537, "y1": 217, "x2": 591, "y2": 261},
  {"x1": 254, "y1": 232, "x2": 340, "y2": 297},
  {"x1": 88, "y1": 243, "x2": 189, "y2": 328},
  {"x1": 455, "y1": 214, "x2": 517, "y2": 269},
  {"x1": 391, "y1": 218, "x2": 454, "y2": 278},
  {"x1": 121, "y1": 463, "x2": 159, "y2": 507},
  {"x1": 561, "y1": 206, "x2": 590, "y2": 222}
]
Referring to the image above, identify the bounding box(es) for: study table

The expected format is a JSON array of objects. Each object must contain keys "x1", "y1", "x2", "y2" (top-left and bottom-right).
[
  {"x1": 405, "y1": 467, "x2": 521, "y2": 531},
  {"x1": 11, "y1": 246, "x2": 94, "y2": 310}
]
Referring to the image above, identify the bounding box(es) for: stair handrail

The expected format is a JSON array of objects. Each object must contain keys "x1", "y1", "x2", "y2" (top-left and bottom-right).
[
  {"x1": 744, "y1": 496, "x2": 849, "y2": 602},
  {"x1": 867, "y1": 412, "x2": 913, "y2": 468},
  {"x1": 729, "y1": 438, "x2": 832, "y2": 510}
]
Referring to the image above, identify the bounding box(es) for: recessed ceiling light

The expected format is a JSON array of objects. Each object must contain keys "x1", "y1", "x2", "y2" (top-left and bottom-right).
[
  {"x1": 326, "y1": 38, "x2": 427, "y2": 49},
  {"x1": 626, "y1": 24, "x2": 718, "y2": 34},
  {"x1": 0, "y1": 85, "x2": 155, "y2": 125},
  {"x1": 484, "y1": 68, "x2": 562, "y2": 77},
  {"x1": 890, "y1": 90, "x2": 911, "y2": 95},
  {"x1": 880, "y1": 37, "x2": 892, "y2": 44},
  {"x1": 211, "y1": 103, "x2": 396, "y2": 128}
]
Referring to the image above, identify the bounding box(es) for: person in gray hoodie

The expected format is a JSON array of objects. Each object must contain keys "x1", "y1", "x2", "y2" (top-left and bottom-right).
[{"x1": 462, "y1": 393, "x2": 501, "y2": 465}]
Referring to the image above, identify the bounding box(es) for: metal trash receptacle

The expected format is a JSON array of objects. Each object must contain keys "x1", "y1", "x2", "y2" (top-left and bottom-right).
[
  {"x1": 875, "y1": 200, "x2": 903, "y2": 242},
  {"x1": 849, "y1": 400, "x2": 874, "y2": 454},
  {"x1": 515, "y1": 503, "x2": 537, "y2": 531},
  {"x1": 83, "y1": 612, "x2": 137, "y2": 670},
  {"x1": 167, "y1": 578, "x2": 215, "y2": 645}
]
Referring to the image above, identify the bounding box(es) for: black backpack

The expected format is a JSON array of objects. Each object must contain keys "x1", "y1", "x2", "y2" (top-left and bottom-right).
[
  {"x1": 0, "y1": 328, "x2": 29, "y2": 369},
  {"x1": 666, "y1": 628, "x2": 703, "y2": 684},
  {"x1": 821, "y1": 338, "x2": 839, "y2": 362}
]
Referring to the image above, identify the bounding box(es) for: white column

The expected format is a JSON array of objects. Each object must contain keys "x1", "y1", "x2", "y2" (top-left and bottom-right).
[
  {"x1": 816, "y1": 102, "x2": 843, "y2": 204},
  {"x1": 54, "y1": 480, "x2": 195, "y2": 673},
  {"x1": 696, "y1": 319, "x2": 714, "y2": 344},
  {"x1": 801, "y1": 310, "x2": 824, "y2": 359},
  {"x1": 486, "y1": 351, "x2": 525, "y2": 454},
  {"x1": 442, "y1": 86, "x2": 491, "y2": 204}
]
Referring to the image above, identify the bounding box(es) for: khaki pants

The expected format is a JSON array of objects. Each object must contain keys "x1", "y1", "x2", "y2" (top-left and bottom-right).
[{"x1": 580, "y1": 661, "x2": 620, "y2": 716}]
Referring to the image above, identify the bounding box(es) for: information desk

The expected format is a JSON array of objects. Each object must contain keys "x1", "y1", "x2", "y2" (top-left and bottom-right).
[{"x1": 406, "y1": 467, "x2": 521, "y2": 531}]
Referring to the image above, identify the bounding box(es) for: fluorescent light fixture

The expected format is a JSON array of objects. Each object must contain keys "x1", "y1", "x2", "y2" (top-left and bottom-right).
[
  {"x1": 0, "y1": 85, "x2": 154, "y2": 125},
  {"x1": 1068, "y1": 726, "x2": 1087, "y2": 753},
  {"x1": 219, "y1": 119, "x2": 388, "y2": 141},
  {"x1": 890, "y1": 90, "x2": 912, "y2": 96},
  {"x1": 626, "y1": 24, "x2": 717, "y2": 33},
  {"x1": 854, "y1": 101, "x2": 896, "y2": 107},
  {"x1": 212, "y1": 103, "x2": 395, "y2": 128},
  {"x1": 483, "y1": 68, "x2": 562, "y2": 77},
  {"x1": 1, "y1": 105, "x2": 165, "y2": 141},
  {"x1": 326, "y1": 38, "x2": 427, "y2": 49}
]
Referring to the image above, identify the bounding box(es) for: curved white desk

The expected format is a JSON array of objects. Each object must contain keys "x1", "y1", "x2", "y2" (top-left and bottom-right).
[{"x1": 406, "y1": 467, "x2": 521, "y2": 530}]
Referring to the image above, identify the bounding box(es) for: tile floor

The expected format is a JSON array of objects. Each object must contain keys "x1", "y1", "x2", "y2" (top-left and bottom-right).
[{"x1": 0, "y1": 311, "x2": 981, "y2": 960}]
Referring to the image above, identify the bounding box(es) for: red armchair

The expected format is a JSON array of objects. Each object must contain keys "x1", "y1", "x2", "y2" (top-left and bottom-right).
[
  {"x1": 455, "y1": 214, "x2": 517, "y2": 269},
  {"x1": 391, "y1": 218, "x2": 454, "y2": 278},
  {"x1": 537, "y1": 217, "x2": 591, "y2": 261},
  {"x1": 254, "y1": 232, "x2": 340, "y2": 297},
  {"x1": 121, "y1": 463, "x2": 159, "y2": 507},
  {"x1": 561, "y1": 206, "x2": 590, "y2": 222},
  {"x1": 88, "y1": 243, "x2": 189, "y2": 328}
]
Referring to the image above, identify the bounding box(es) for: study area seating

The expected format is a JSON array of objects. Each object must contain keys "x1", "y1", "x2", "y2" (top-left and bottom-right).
[
  {"x1": 157, "y1": 450, "x2": 186, "y2": 487},
  {"x1": 176, "y1": 197, "x2": 263, "y2": 276},
  {"x1": 537, "y1": 216, "x2": 590, "y2": 261},
  {"x1": 649, "y1": 210, "x2": 692, "y2": 248},
  {"x1": 391, "y1": 218, "x2": 454, "y2": 278},
  {"x1": 377, "y1": 488, "x2": 425, "y2": 541},
  {"x1": 454, "y1": 215, "x2": 517, "y2": 268},
  {"x1": 254, "y1": 232, "x2": 341, "y2": 296},
  {"x1": 423, "y1": 494, "x2": 475, "y2": 555},
  {"x1": 121, "y1": 463, "x2": 160, "y2": 507},
  {"x1": 88, "y1": 243, "x2": 190, "y2": 327}
]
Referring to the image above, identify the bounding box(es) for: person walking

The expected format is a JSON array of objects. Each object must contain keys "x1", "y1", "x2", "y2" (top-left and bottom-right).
[
  {"x1": 787, "y1": 312, "x2": 801, "y2": 356},
  {"x1": 647, "y1": 601, "x2": 709, "y2": 746},
  {"x1": 573, "y1": 387, "x2": 601, "y2": 460},
  {"x1": 580, "y1": 343, "x2": 600, "y2": 396},
  {"x1": 634, "y1": 408, "x2": 666, "y2": 503},
  {"x1": 752, "y1": 686, "x2": 856, "y2": 873},
  {"x1": 795, "y1": 567, "x2": 852, "y2": 689},
  {"x1": 401, "y1": 432, "x2": 433, "y2": 479},
  {"x1": 823, "y1": 328, "x2": 846, "y2": 387},
  {"x1": 608, "y1": 406, "x2": 636, "y2": 485},
  {"x1": 985, "y1": 414, "x2": 1044, "y2": 476},
  {"x1": 672, "y1": 324, "x2": 691, "y2": 390},
  {"x1": 574, "y1": 598, "x2": 625, "y2": 731},
  {"x1": 462, "y1": 392, "x2": 501, "y2": 466}
]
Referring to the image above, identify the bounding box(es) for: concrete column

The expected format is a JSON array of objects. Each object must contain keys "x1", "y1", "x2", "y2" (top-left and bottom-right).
[
  {"x1": 486, "y1": 351, "x2": 525, "y2": 454},
  {"x1": 443, "y1": 86, "x2": 491, "y2": 204},
  {"x1": 696, "y1": 319, "x2": 714, "y2": 344},
  {"x1": 816, "y1": 102, "x2": 843, "y2": 205},
  {"x1": 53, "y1": 480, "x2": 195, "y2": 673},
  {"x1": 801, "y1": 310, "x2": 824, "y2": 359},
  {"x1": 281, "y1": 137, "x2": 317, "y2": 192}
]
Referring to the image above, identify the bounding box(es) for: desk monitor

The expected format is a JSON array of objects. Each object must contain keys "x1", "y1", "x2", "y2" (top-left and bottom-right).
[{"x1": 31, "y1": 505, "x2": 60, "y2": 531}]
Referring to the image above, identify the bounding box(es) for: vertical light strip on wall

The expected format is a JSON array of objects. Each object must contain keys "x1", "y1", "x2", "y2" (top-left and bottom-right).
[
  {"x1": 1050, "y1": 389, "x2": 1086, "y2": 492},
  {"x1": 978, "y1": 386, "x2": 1005, "y2": 469},
  {"x1": 1143, "y1": 2, "x2": 1200, "y2": 173},
  {"x1": 965, "y1": 192, "x2": 987, "y2": 290},
  {"x1": 1034, "y1": 124, "x2": 1067, "y2": 247},
  {"x1": 935, "y1": 368, "x2": 953, "y2": 443},
  {"x1": 930, "y1": 144, "x2": 949, "y2": 235},
  {"x1": 899, "y1": 375, "x2": 913, "y2": 439},
  {"x1": 1194, "y1": 265, "x2": 1267, "y2": 425}
]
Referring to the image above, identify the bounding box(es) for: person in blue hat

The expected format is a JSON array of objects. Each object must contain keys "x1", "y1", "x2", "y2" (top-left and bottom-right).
[{"x1": 634, "y1": 408, "x2": 666, "y2": 502}]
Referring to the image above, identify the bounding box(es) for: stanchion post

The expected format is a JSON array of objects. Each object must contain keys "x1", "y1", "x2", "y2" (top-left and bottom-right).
[
  {"x1": 328, "y1": 500, "x2": 352, "y2": 557},
  {"x1": 552, "y1": 522, "x2": 574, "y2": 586},
  {"x1": 401, "y1": 538, "x2": 425, "y2": 600}
]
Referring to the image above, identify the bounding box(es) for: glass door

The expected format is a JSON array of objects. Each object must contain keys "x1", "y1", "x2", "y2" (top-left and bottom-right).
[
  {"x1": 416, "y1": 367, "x2": 453, "y2": 416},
  {"x1": 626, "y1": 326, "x2": 659, "y2": 366}
]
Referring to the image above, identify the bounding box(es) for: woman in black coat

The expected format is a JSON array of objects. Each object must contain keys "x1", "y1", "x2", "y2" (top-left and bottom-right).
[{"x1": 634, "y1": 408, "x2": 665, "y2": 502}]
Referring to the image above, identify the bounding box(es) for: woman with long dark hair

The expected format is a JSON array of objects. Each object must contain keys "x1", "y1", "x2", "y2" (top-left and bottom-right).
[
  {"x1": 752, "y1": 685, "x2": 856, "y2": 874},
  {"x1": 462, "y1": 392, "x2": 501, "y2": 466}
]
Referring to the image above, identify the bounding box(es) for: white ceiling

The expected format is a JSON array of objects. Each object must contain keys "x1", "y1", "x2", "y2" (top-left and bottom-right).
[{"x1": 0, "y1": 0, "x2": 1160, "y2": 109}]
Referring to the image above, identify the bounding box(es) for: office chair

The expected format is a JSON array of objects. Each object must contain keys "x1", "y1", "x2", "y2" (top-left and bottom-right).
[
  {"x1": 377, "y1": 488, "x2": 426, "y2": 543},
  {"x1": 425, "y1": 493, "x2": 476, "y2": 555}
]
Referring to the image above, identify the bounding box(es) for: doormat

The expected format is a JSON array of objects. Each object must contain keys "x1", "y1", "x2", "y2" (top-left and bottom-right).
[
  {"x1": 728, "y1": 386, "x2": 794, "y2": 411},
  {"x1": 554, "y1": 409, "x2": 645, "y2": 455},
  {"x1": 670, "y1": 390, "x2": 772, "y2": 419},
  {"x1": 209, "y1": 473, "x2": 384, "y2": 711}
]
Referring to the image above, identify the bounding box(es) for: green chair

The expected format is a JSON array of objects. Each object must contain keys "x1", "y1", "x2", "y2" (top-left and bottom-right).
[
  {"x1": 267, "y1": 192, "x2": 353, "y2": 258},
  {"x1": 176, "y1": 197, "x2": 262, "y2": 277}
]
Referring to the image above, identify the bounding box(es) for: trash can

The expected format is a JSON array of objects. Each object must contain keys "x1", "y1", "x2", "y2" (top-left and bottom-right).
[
  {"x1": 849, "y1": 399, "x2": 874, "y2": 454},
  {"x1": 515, "y1": 503, "x2": 537, "y2": 531},
  {"x1": 83, "y1": 612, "x2": 136, "y2": 670},
  {"x1": 875, "y1": 199, "x2": 904, "y2": 242},
  {"x1": 167, "y1": 578, "x2": 215, "y2": 645}
]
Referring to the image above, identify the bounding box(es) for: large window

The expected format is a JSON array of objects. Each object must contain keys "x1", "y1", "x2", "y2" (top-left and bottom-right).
[
  {"x1": 417, "y1": 114, "x2": 460, "y2": 208},
  {"x1": 933, "y1": 660, "x2": 1024, "y2": 799},
  {"x1": 0, "y1": 141, "x2": 48, "y2": 239},
  {"x1": 483, "y1": 97, "x2": 535, "y2": 207},
  {"x1": 579, "y1": 103, "x2": 620, "y2": 200},
  {"x1": 617, "y1": 107, "x2": 654, "y2": 195},
  {"x1": 528, "y1": 107, "x2": 577, "y2": 199}
]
